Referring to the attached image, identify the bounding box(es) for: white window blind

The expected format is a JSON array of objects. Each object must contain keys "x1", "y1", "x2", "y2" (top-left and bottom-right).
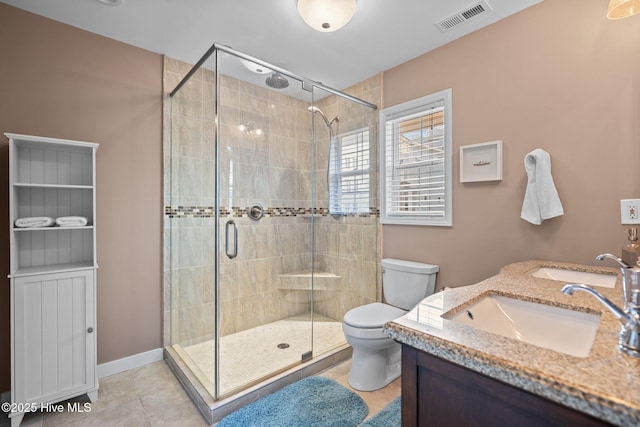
[
  {"x1": 380, "y1": 89, "x2": 452, "y2": 226},
  {"x1": 329, "y1": 128, "x2": 370, "y2": 214}
]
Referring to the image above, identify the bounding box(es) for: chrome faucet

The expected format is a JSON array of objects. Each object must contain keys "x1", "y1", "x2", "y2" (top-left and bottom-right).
[
  {"x1": 595, "y1": 253, "x2": 631, "y2": 309},
  {"x1": 595, "y1": 253, "x2": 630, "y2": 267},
  {"x1": 561, "y1": 253, "x2": 640, "y2": 357}
]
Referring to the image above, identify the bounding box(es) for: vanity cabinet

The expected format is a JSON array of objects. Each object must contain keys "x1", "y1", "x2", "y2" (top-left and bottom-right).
[
  {"x1": 401, "y1": 345, "x2": 614, "y2": 427},
  {"x1": 7, "y1": 133, "x2": 99, "y2": 427}
]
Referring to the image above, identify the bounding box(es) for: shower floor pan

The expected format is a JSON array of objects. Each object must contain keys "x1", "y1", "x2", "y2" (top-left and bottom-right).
[{"x1": 166, "y1": 313, "x2": 349, "y2": 423}]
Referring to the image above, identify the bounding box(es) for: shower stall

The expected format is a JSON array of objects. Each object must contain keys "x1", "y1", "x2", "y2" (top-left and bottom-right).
[{"x1": 163, "y1": 44, "x2": 380, "y2": 422}]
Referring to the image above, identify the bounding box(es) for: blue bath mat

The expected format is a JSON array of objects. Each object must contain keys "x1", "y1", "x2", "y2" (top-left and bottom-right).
[
  {"x1": 361, "y1": 397, "x2": 401, "y2": 427},
  {"x1": 218, "y1": 376, "x2": 368, "y2": 427}
]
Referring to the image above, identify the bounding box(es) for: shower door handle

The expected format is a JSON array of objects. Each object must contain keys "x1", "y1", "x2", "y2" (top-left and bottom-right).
[{"x1": 225, "y1": 220, "x2": 238, "y2": 259}]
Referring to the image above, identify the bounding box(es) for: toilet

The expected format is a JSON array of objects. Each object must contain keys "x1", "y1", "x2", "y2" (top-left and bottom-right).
[{"x1": 342, "y1": 258, "x2": 439, "y2": 391}]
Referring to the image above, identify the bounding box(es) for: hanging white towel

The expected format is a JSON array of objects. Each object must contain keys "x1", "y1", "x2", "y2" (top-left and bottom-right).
[
  {"x1": 521, "y1": 149, "x2": 564, "y2": 225},
  {"x1": 55, "y1": 216, "x2": 88, "y2": 227},
  {"x1": 15, "y1": 217, "x2": 55, "y2": 228}
]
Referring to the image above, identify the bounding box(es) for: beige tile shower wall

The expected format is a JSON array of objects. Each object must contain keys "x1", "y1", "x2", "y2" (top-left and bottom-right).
[
  {"x1": 164, "y1": 57, "x2": 319, "y2": 344},
  {"x1": 217, "y1": 75, "x2": 315, "y2": 335},
  {"x1": 164, "y1": 58, "x2": 217, "y2": 346},
  {"x1": 217, "y1": 215, "x2": 315, "y2": 336},
  {"x1": 313, "y1": 215, "x2": 379, "y2": 321},
  {"x1": 312, "y1": 75, "x2": 383, "y2": 321},
  {"x1": 164, "y1": 57, "x2": 383, "y2": 343}
]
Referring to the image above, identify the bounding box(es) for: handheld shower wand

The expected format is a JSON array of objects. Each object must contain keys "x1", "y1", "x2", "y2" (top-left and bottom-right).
[
  {"x1": 308, "y1": 106, "x2": 340, "y2": 215},
  {"x1": 307, "y1": 106, "x2": 339, "y2": 128}
]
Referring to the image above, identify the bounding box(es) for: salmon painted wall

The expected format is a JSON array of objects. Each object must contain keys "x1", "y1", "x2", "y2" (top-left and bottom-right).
[
  {"x1": 382, "y1": 0, "x2": 640, "y2": 288},
  {"x1": 0, "y1": 4, "x2": 163, "y2": 392}
]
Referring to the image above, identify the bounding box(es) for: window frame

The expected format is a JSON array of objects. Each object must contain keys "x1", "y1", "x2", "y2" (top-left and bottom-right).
[{"x1": 379, "y1": 89, "x2": 453, "y2": 226}]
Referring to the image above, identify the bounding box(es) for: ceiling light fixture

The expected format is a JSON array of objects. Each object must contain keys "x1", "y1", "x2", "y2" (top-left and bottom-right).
[
  {"x1": 607, "y1": 0, "x2": 640, "y2": 19},
  {"x1": 297, "y1": 0, "x2": 357, "y2": 32}
]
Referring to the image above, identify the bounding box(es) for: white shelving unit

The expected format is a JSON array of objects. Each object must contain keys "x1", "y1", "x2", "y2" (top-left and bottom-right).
[{"x1": 6, "y1": 133, "x2": 99, "y2": 427}]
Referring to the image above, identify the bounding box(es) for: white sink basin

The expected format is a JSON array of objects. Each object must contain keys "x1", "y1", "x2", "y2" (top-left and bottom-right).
[
  {"x1": 532, "y1": 267, "x2": 616, "y2": 288},
  {"x1": 447, "y1": 295, "x2": 600, "y2": 357}
]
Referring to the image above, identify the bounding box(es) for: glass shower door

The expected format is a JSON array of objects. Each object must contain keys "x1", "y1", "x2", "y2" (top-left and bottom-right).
[
  {"x1": 167, "y1": 44, "x2": 379, "y2": 412},
  {"x1": 216, "y1": 50, "x2": 315, "y2": 397}
]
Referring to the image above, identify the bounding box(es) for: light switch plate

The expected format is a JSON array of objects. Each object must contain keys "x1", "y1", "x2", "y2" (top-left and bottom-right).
[{"x1": 621, "y1": 199, "x2": 640, "y2": 224}]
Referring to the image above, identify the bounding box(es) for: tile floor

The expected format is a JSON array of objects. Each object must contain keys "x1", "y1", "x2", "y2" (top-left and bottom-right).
[{"x1": 0, "y1": 358, "x2": 400, "y2": 427}]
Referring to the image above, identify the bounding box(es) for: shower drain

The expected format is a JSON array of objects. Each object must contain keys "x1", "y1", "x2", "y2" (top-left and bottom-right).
[{"x1": 277, "y1": 343, "x2": 290, "y2": 349}]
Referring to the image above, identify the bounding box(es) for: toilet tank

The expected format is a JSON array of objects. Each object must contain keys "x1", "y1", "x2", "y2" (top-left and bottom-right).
[{"x1": 382, "y1": 259, "x2": 439, "y2": 310}]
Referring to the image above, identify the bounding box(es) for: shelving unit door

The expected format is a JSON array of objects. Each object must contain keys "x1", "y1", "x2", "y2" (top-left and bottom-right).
[{"x1": 12, "y1": 270, "x2": 97, "y2": 406}]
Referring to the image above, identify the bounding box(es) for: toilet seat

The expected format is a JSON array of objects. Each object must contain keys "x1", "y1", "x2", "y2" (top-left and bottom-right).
[{"x1": 343, "y1": 302, "x2": 406, "y2": 329}]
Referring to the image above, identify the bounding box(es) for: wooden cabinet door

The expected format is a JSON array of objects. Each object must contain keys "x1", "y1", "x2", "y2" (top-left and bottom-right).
[
  {"x1": 13, "y1": 269, "x2": 96, "y2": 405},
  {"x1": 401, "y1": 345, "x2": 614, "y2": 427}
]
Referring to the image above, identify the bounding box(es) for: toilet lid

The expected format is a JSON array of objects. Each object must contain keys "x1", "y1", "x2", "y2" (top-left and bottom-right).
[{"x1": 343, "y1": 303, "x2": 406, "y2": 329}]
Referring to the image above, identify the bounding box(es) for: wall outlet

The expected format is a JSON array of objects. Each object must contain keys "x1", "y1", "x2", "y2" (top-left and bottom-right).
[{"x1": 621, "y1": 199, "x2": 640, "y2": 224}]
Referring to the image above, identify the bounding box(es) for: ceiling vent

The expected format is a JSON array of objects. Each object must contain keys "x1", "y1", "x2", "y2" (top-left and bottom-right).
[{"x1": 435, "y1": 1, "x2": 492, "y2": 31}]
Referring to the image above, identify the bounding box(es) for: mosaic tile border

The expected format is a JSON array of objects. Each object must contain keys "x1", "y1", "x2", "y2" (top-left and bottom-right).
[{"x1": 165, "y1": 205, "x2": 379, "y2": 218}]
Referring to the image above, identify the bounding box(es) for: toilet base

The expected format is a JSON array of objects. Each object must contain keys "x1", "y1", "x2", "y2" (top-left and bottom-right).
[{"x1": 348, "y1": 340, "x2": 401, "y2": 391}]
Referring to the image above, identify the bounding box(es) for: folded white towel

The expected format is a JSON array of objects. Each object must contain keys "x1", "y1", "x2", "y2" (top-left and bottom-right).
[
  {"x1": 55, "y1": 216, "x2": 88, "y2": 227},
  {"x1": 15, "y1": 217, "x2": 55, "y2": 228},
  {"x1": 521, "y1": 149, "x2": 564, "y2": 225}
]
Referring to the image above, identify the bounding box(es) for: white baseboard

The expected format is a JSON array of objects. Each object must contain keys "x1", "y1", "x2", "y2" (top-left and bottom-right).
[
  {"x1": 97, "y1": 348, "x2": 164, "y2": 378},
  {"x1": 1, "y1": 349, "x2": 164, "y2": 397}
]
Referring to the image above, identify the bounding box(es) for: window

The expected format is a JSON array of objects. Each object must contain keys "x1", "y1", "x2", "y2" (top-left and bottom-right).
[
  {"x1": 329, "y1": 128, "x2": 370, "y2": 214},
  {"x1": 380, "y1": 89, "x2": 452, "y2": 226}
]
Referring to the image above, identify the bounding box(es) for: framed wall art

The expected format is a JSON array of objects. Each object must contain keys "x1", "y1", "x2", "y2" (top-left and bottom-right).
[{"x1": 460, "y1": 140, "x2": 503, "y2": 183}]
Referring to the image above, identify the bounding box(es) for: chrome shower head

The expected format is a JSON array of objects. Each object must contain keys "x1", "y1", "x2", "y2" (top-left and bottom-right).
[{"x1": 265, "y1": 72, "x2": 289, "y2": 89}]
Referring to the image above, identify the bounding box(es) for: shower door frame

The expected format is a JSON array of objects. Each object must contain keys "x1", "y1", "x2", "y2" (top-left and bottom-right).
[{"x1": 170, "y1": 43, "x2": 378, "y2": 402}]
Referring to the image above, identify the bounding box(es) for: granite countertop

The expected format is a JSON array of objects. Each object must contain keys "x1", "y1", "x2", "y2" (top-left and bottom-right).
[{"x1": 384, "y1": 260, "x2": 640, "y2": 427}]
